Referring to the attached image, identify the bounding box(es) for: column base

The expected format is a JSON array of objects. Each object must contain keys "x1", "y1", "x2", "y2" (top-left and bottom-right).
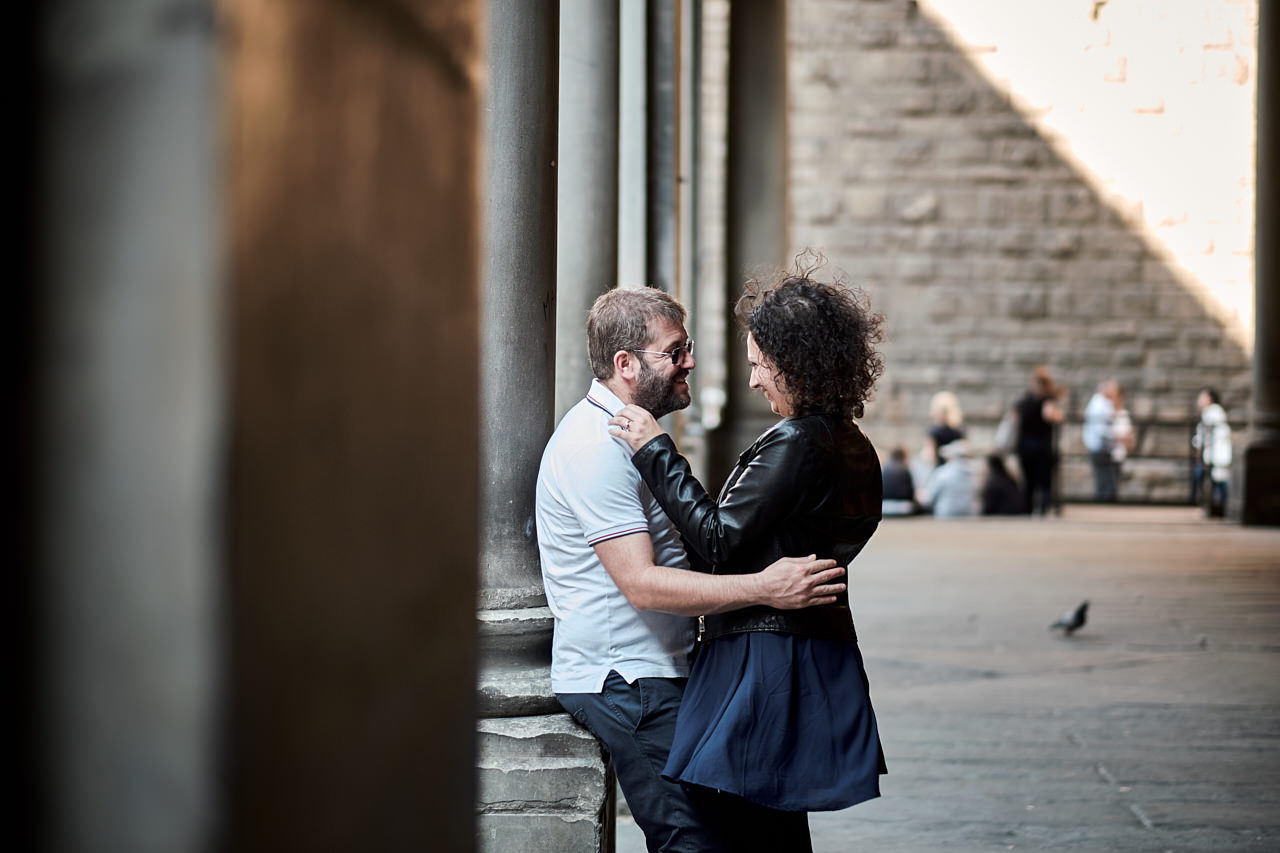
[
  {"x1": 477, "y1": 715, "x2": 615, "y2": 853},
  {"x1": 1242, "y1": 441, "x2": 1280, "y2": 525}
]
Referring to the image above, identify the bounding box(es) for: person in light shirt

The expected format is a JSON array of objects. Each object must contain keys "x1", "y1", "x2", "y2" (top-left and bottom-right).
[{"x1": 535, "y1": 286, "x2": 844, "y2": 853}]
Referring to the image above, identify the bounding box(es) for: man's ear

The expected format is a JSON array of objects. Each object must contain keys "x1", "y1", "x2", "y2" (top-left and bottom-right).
[{"x1": 613, "y1": 349, "x2": 640, "y2": 382}]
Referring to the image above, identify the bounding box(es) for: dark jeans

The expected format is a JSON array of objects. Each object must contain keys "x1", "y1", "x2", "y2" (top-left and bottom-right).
[
  {"x1": 558, "y1": 672, "x2": 716, "y2": 853},
  {"x1": 1018, "y1": 448, "x2": 1055, "y2": 515},
  {"x1": 1191, "y1": 463, "x2": 1228, "y2": 516},
  {"x1": 1089, "y1": 449, "x2": 1118, "y2": 501}
]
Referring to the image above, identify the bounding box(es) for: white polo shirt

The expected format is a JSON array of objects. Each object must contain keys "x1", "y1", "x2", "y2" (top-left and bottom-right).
[{"x1": 536, "y1": 379, "x2": 695, "y2": 694}]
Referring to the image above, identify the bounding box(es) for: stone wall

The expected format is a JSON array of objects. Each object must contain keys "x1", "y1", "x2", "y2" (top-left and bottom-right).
[{"x1": 699, "y1": 0, "x2": 1257, "y2": 504}]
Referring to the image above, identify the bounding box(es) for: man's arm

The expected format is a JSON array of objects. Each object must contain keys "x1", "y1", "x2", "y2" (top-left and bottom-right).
[{"x1": 593, "y1": 532, "x2": 845, "y2": 616}]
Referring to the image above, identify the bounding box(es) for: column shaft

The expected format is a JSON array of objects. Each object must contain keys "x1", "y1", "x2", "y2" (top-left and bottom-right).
[
  {"x1": 618, "y1": 0, "x2": 649, "y2": 287},
  {"x1": 478, "y1": 7, "x2": 613, "y2": 853},
  {"x1": 646, "y1": 0, "x2": 680, "y2": 293},
  {"x1": 710, "y1": 0, "x2": 789, "y2": 487},
  {"x1": 480, "y1": 0, "x2": 560, "y2": 606},
  {"x1": 556, "y1": 0, "x2": 621, "y2": 420},
  {"x1": 1244, "y1": 0, "x2": 1280, "y2": 525}
]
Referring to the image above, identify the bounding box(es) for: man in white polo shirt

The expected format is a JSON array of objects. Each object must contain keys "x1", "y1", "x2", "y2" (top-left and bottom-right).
[{"x1": 536, "y1": 287, "x2": 846, "y2": 852}]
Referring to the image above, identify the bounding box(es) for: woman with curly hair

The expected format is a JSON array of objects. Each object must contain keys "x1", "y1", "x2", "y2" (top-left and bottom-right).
[{"x1": 610, "y1": 260, "x2": 888, "y2": 852}]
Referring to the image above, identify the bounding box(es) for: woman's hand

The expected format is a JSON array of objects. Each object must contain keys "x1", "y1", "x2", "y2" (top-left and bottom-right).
[{"x1": 608, "y1": 404, "x2": 666, "y2": 451}]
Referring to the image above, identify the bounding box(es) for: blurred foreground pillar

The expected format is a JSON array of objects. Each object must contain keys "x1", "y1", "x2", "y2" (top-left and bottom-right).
[
  {"x1": 476, "y1": 2, "x2": 612, "y2": 852},
  {"x1": 225, "y1": 1, "x2": 482, "y2": 850},
  {"x1": 28, "y1": 2, "x2": 223, "y2": 850},
  {"x1": 1245, "y1": 0, "x2": 1280, "y2": 525}
]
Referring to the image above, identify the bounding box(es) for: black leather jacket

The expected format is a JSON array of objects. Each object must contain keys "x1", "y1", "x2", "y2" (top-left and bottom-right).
[{"x1": 631, "y1": 414, "x2": 882, "y2": 644}]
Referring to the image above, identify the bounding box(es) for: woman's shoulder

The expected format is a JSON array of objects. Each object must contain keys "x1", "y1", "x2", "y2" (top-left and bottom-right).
[{"x1": 752, "y1": 414, "x2": 861, "y2": 454}]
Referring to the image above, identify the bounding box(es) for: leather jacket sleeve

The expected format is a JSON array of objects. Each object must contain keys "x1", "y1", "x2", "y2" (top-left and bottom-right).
[{"x1": 630, "y1": 423, "x2": 819, "y2": 569}]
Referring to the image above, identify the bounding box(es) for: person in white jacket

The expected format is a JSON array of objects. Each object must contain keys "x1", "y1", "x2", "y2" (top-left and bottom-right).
[
  {"x1": 1082, "y1": 379, "x2": 1119, "y2": 501},
  {"x1": 1192, "y1": 387, "x2": 1232, "y2": 517}
]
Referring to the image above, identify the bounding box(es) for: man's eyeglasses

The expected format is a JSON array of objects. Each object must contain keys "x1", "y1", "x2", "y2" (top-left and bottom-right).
[{"x1": 631, "y1": 340, "x2": 695, "y2": 366}]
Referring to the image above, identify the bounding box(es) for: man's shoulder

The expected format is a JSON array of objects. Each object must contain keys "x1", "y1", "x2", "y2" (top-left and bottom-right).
[{"x1": 540, "y1": 408, "x2": 641, "y2": 509}]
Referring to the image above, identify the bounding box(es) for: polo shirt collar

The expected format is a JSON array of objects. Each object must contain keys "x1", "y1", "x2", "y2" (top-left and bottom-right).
[{"x1": 585, "y1": 378, "x2": 626, "y2": 418}]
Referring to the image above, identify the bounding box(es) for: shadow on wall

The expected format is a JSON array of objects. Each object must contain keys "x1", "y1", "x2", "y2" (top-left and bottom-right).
[{"x1": 784, "y1": 0, "x2": 1254, "y2": 503}]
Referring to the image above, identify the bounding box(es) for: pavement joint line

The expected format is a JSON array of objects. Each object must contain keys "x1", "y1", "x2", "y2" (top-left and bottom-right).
[{"x1": 1128, "y1": 803, "x2": 1156, "y2": 830}]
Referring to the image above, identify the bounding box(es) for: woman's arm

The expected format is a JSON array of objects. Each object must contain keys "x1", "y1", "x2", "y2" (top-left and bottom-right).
[{"x1": 612, "y1": 408, "x2": 814, "y2": 566}]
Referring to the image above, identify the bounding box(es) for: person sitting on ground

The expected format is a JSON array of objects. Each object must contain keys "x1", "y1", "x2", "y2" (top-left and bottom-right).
[
  {"x1": 980, "y1": 454, "x2": 1026, "y2": 515},
  {"x1": 922, "y1": 439, "x2": 976, "y2": 518},
  {"x1": 881, "y1": 445, "x2": 917, "y2": 517}
]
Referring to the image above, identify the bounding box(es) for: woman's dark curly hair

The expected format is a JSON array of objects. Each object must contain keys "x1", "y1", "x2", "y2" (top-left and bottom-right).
[{"x1": 735, "y1": 254, "x2": 884, "y2": 421}]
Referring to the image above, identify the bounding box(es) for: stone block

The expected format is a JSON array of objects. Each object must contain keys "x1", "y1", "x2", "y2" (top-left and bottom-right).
[
  {"x1": 1005, "y1": 290, "x2": 1048, "y2": 319},
  {"x1": 1049, "y1": 189, "x2": 1100, "y2": 224},
  {"x1": 994, "y1": 229, "x2": 1036, "y2": 256},
  {"x1": 893, "y1": 137, "x2": 934, "y2": 164},
  {"x1": 1140, "y1": 423, "x2": 1197, "y2": 457},
  {"x1": 934, "y1": 188, "x2": 980, "y2": 222},
  {"x1": 935, "y1": 87, "x2": 979, "y2": 114},
  {"x1": 477, "y1": 715, "x2": 611, "y2": 853},
  {"x1": 477, "y1": 813, "x2": 606, "y2": 853},
  {"x1": 855, "y1": 25, "x2": 897, "y2": 49},
  {"x1": 855, "y1": 51, "x2": 931, "y2": 85},
  {"x1": 844, "y1": 187, "x2": 888, "y2": 220},
  {"x1": 477, "y1": 664, "x2": 558, "y2": 717},
  {"x1": 935, "y1": 135, "x2": 990, "y2": 164},
  {"x1": 896, "y1": 190, "x2": 941, "y2": 223},
  {"x1": 893, "y1": 88, "x2": 938, "y2": 115}
]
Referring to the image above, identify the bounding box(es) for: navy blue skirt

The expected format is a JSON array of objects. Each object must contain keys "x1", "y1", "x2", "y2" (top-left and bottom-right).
[{"x1": 662, "y1": 631, "x2": 886, "y2": 812}]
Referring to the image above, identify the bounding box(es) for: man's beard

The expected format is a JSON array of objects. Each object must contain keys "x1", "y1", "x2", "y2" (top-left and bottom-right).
[{"x1": 633, "y1": 360, "x2": 691, "y2": 419}]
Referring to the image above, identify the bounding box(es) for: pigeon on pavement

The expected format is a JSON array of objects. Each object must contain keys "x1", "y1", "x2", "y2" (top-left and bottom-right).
[{"x1": 1049, "y1": 600, "x2": 1089, "y2": 636}]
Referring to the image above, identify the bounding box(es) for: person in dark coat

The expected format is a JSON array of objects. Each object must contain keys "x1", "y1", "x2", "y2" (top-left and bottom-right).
[
  {"x1": 981, "y1": 453, "x2": 1026, "y2": 515},
  {"x1": 610, "y1": 259, "x2": 888, "y2": 852},
  {"x1": 1011, "y1": 366, "x2": 1065, "y2": 516}
]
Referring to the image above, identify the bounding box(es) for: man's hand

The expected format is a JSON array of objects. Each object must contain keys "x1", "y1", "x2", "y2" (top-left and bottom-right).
[{"x1": 758, "y1": 555, "x2": 846, "y2": 609}]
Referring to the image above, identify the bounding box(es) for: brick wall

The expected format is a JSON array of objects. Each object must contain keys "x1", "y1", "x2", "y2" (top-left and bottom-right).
[{"x1": 701, "y1": 0, "x2": 1256, "y2": 503}]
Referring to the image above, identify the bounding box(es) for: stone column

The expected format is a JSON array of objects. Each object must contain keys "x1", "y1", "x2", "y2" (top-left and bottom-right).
[
  {"x1": 1244, "y1": 0, "x2": 1280, "y2": 525},
  {"x1": 647, "y1": 0, "x2": 680, "y2": 294},
  {"x1": 27, "y1": 2, "x2": 223, "y2": 850},
  {"x1": 224, "y1": 1, "x2": 483, "y2": 850},
  {"x1": 708, "y1": 0, "x2": 789, "y2": 487},
  {"x1": 476, "y1": 3, "x2": 613, "y2": 851},
  {"x1": 555, "y1": 0, "x2": 621, "y2": 420},
  {"x1": 618, "y1": 0, "x2": 649, "y2": 288}
]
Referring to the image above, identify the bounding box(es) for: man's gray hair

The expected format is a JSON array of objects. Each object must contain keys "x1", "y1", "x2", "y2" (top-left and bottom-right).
[{"x1": 587, "y1": 287, "x2": 687, "y2": 379}]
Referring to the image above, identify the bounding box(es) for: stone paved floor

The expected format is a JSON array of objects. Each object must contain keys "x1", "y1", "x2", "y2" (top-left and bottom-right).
[{"x1": 616, "y1": 505, "x2": 1280, "y2": 852}]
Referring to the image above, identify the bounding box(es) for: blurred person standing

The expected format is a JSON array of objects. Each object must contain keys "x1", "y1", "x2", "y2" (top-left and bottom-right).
[
  {"x1": 1081, "y1": 379, "x2": 1120, "y2": 501},
  {"x1": 1012, "y1": 366, "x2": 1065, "y2": 516},
  {"x1": 1192, "y1": 387, "x2": 1233, "y2": 517},
  {"x1": 1109, "y1": 388, "x2": 1136, "y2": 493}
]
